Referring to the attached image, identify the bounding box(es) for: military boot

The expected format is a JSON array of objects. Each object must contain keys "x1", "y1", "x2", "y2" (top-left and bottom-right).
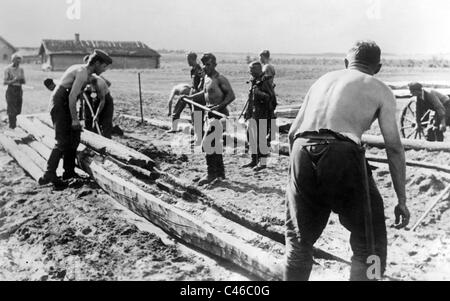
[
  {"x1": 198, "y1": 155, "x2": 219, "y2": 186},
  {"x1": 242, "y1": 154, "x2": 258, "y2": 168}
]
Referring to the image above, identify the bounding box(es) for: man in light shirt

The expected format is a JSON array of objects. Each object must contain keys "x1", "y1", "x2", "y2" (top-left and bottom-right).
[{"x1": 3, "y1": 54, "x2": 26, "y2": 129}]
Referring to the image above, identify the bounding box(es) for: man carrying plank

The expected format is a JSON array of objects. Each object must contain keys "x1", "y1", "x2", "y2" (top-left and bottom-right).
[
  {"x1": 408, "y1": 82, "x2": 450, "y2": 142},
  {"x1": 38, "y1": 50, "x2": 112, "y2": 187},
  {"x1": 285, "y1": 41, "x2": 410, "y2": 281},
  {"x1": 182, "y1": 53, "x2": 235, "y2": 186}
]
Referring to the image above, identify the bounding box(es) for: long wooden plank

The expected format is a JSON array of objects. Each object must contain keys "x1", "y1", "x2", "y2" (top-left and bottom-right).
[
  {"x1": 362, "y1": 134, "x2": 450, "y2": 152},
  {"x1": 35, "y1": 114, "x2": 156, "y2": 171},
  {"x1": 17, "y1": 144, "x2": 48, "y2": 169},
  {"x1": 0, "y1": 134, "x2": 43, "y2": 181},
  {"x1": 79, "y1": 155, "x2": 284, "y2": 280}
]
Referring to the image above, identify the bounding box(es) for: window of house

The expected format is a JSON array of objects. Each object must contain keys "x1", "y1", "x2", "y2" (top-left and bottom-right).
[{"x1": 3, "y1": 54, "x2": 7, "y2": 61}]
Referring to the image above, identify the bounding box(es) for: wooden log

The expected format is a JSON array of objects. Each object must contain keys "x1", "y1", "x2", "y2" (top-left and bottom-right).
[
  {"x1": 79, "y1": 154, "x2": 284, "y2": 280},
  {"x1": 0, "y1": 134, "x2": 43, "y2": 181},
  {"x1": 17, "y1": 115, "x2": 57, "y2": 150},
  {"x1": 34, "y1": 114, "x2": 156, "y2": 171},
  {"x1": 365, "y1": 155, "x2": 450, "y2": 173},
  {"x1": 410, "y1": 185, "x2": 450, "y2": 232},
  {"x1": 362, "y1": 134, "x2": 450, "y2": 152}
]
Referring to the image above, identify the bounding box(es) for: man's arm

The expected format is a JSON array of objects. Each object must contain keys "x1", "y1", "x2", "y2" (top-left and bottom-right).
[
  {"x1": 183, "y1": 90, "x2": 205, "y2": 102},
  {"x1": 3, "y1": 69, "x2": 16, "y2": 85},
  {"x1": 377, "y1": 88, "x2": 409, "y2": 228},
  {"x1": 68, "y1": 70, "x2": 88, "y2": 128},
  {"x1": 212, "y1": 75, "x2": 235, "y2": 110}
]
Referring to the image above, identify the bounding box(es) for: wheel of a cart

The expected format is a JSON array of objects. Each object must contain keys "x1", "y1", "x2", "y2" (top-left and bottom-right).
[{"x1": 400, "y1": 98, "x2": 436, "y2": 140}]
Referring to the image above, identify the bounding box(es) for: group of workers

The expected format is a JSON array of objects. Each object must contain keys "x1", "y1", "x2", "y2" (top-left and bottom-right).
[
  {"x1": 4, "y1": 40, "x2": 429, "y2": 281},
  {"x1": 166, "y1": 50, "x2": 277, "y2": 184}
]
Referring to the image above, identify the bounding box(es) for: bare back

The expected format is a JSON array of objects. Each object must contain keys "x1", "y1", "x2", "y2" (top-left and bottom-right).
[
  {"x1": 293, "y1": 69, "x2": 398, "y2": 143},
  {"x1": 58, "y1": 64, "x2": 89, "y2": 90}
]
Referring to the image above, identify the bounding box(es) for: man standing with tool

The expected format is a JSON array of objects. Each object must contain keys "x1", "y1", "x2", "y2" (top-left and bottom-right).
[
  {"x1": 182, "y1": 53, "x2": 235, "y2": 186},
  {"x1": 3, "y1": 54, "x2": 26, "y2": 129},
  {"x1": 242, "y1": 61, "x2": 276, "y2": 171},
  {"x1": 38, "y1": 50, "x2": 112, "y2": 187},
  {"x1": 285, "y1": 41, "x2": 410, "y2": 281}
]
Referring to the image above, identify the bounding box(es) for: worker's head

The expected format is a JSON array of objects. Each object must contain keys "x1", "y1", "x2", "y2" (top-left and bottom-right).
[
  {"x1": 249, "y1": 61, "x2": 263, "y2": 79},
  {"x1": 345, "y1": 40, "x2": 382, "y2": 75},
  {"x1": 201, "y1": 53, "x2": 217, "y2": 76},
  {"x1": 259, "y1": 50, "x2": 270, "y2": 64},
  {"x1": 187, "y1": 52, "x2": 197, "y2": 67},
  {"x1": 87, "y1": 49, "x2": 113, "y2": 75},
  {"x1": 11, "y1": 53, "x2": 22, "y2": 67},
  {"x1": 408, "y1": 82, "x2": 423, "y2": 97}
]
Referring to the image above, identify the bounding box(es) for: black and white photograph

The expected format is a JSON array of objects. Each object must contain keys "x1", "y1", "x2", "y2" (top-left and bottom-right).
[{"x1": 0, "y1": 0, "x2": 449, "y2": 285}]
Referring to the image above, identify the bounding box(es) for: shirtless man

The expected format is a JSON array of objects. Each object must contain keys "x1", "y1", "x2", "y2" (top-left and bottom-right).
[
  {"x1": 38, "y1": 50, "x2": 112, "y2": 187},
  {"x1": 167, "y1": 52, "x2": 205, "y2": 142},
  {"x1": 84, "y1": 73, "x2": 115, "y2": 138},
  {"x1": 259, "y1": 50, "x2": 276, "y2": 88},
  {"x1": 182, "y1": 53, "x2": 235, "y2": 186},
  {"x1": 285, "y1": 41, "x2": 410, "y2": 281},
  {"x1": 167, "y1": 83, "x2": 193, "y2": 132}
]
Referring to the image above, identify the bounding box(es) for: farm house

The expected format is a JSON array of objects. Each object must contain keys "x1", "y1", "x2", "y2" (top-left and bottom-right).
[
  {"x1": 39, "y1": 34, "x2": 160, "y2": 71},
  {"x1": 0, "y1": 36, "x2": 17, "y2": 62}
]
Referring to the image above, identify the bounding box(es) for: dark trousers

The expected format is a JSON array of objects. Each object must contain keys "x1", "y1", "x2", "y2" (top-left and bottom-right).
[
  {"x1": 5, "y1": 85, "x2": 23, "y2": 129},
  {"x1": 202, "y1": 116, "x2": 225, "y2": 177},
  {"x1": 84, "y1": 93, "x2": 114, "y2": 139},
  {"x1": 285, "y1": 134, "x2": 387, "y2": 281},
  {"x1": 45, "y1": 87, "x2": 81, "y2": 176}
]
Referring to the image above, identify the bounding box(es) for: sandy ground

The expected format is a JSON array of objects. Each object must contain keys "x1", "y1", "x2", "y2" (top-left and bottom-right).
[
  {"x1": 112, "y1": 114, "x2": 450, "y2": 281},
  {"x1": 0, "y1": 121, "x2": 253, "y2": 281},
  {"x1": 1, "y1": 60, "x2": 449, "y2": 281}
]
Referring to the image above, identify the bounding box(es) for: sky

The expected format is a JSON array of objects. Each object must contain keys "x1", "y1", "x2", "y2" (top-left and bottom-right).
[{"x1": 1, "y1": 0, "x2": 450, "y2": 55}]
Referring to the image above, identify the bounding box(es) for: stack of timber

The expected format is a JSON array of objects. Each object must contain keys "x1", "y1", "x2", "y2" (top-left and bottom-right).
[{"x1": 1, "y1": 114, "x2": 287, "y2": 281}]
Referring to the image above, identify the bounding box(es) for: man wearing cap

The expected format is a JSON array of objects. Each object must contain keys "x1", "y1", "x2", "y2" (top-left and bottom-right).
[
  {"x1": 38, "y1": 49, "x2": 113, "y2": 188},
  {"x1": 182, "y1": 53, "x2": 235, "y2": 186},
  {"x1": 285, "y1": 41, "x2": 409, "y2": 281},
  {"x1": 408, "y1": 82, "x2": 450, "y2": 142},
  {"x1": 3, "y1": 54, "x2": 26, "y2": 129},
  {"x1": 242, "y1": 61, "x2": 276, "y2": 171}
]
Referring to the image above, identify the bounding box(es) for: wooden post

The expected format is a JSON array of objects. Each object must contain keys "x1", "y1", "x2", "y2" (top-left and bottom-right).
[{"x1": 138, "y1": 72, "x2": 144, "y2": 124}]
